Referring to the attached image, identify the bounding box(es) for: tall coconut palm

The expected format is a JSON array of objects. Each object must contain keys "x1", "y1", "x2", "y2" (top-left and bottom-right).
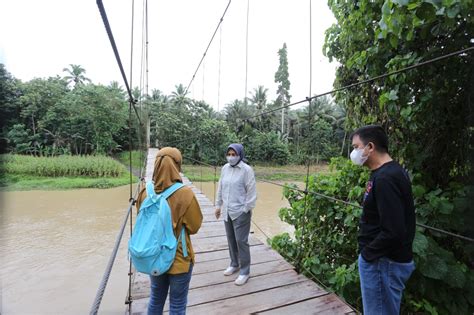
[
  {"x1": 249, "y1": 85, "x2": 269, "y2": 130},
  {"x1": 62, "y1": 64, "x2": 91, "y2": 87},
  {"x1": 224, "y1": 99, "x2": 256, "y2": 134},
  {"x1": 171, "y1": 84, "x2": 190, "y2": 109}
]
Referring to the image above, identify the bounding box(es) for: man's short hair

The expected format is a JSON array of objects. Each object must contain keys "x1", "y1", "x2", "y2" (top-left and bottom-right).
[{"x1": 351, "y1": 125, "x2": 389, "y2": 153}]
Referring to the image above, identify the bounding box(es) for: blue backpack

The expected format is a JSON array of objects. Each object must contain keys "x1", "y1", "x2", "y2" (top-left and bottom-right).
[{"x1": 128, "y1": 181, "x2": 187, "y2": 276}]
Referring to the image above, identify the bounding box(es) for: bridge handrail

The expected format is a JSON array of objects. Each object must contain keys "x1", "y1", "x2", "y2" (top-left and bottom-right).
[{"x1": 89, "y1": 178, "x2": 142, "y2": 315}]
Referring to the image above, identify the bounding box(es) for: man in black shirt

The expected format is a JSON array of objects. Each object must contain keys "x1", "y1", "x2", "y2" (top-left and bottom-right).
[{"x1": 351, "y1": 125, "x2": 415, "y2": 315}]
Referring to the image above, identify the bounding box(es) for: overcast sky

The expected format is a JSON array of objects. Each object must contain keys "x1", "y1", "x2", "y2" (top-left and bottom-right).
[{"x1": 0, "y1": 0, "x2": 338, "y2": 111}]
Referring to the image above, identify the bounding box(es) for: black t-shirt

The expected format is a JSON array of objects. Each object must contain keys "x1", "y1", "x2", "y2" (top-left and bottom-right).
[{"x1": 358, "y1": 160, "x2": 416, "y2": 263}]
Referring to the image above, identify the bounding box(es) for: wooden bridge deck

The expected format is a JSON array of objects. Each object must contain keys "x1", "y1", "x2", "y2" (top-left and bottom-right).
[{"x1": 128, "y1": 148, "x2": 356, "y2": 314}]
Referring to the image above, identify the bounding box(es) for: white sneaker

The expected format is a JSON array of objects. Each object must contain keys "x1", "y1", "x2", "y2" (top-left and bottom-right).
[
  {"x1": 234, "y1": 274, "x2": 250, "y2": 286},
  {"x1": 223, "y1": 266, "x2": 239, "y2": 276}
]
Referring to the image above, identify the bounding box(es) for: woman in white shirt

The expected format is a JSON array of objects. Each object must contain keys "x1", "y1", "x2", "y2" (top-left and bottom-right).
[{"x1": 215, "y1": 143, "x2": 257, "y2": 286}]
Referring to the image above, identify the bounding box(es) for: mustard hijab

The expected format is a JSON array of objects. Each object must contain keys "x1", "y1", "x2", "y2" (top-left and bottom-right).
[
  {"x1": 136, "y1": 147, "x2": 194, "y2": 224},
  {"x1": 152, "y1": 147, "x2": 183, "y2": 192}
]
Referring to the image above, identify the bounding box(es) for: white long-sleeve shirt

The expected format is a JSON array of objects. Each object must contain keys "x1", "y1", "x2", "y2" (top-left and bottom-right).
[{"x1": 216, "y1": 161, "x2": 257, "y2": 221}]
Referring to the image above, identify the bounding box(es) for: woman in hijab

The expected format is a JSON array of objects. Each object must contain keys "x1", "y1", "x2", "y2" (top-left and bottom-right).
[
  {"x1": 215, "y1": 143, "x2": 257, "y2": 286},
  {"x1": 135, "y1": 147, "x2": 203, "y2": 315}
]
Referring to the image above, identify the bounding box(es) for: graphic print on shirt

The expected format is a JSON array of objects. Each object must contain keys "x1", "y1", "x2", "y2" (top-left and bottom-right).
[{"x1": 363, "y1": 180, "x2": 373, "y2": 205}]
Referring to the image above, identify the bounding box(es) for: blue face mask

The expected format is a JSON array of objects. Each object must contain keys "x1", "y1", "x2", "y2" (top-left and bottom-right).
[{"x1": 226, "y1": 155, "x2": 239, "y2": 166}]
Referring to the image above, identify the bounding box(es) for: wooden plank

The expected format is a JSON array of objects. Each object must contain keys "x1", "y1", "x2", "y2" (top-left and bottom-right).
[
  {"x1": 194, "y1": 244, "x2": 280, "y2": 263},
  {"x1": 191, "y1": 259, "x2": 294, "y2": 289},
  {"x1": 193, "y1": 246, "x2": 283, "y2": 275},
  {"x1": 129, "y1": 270, "x2": 315, "y2": 314},
  {"x1": 256, "y1": 293, "x2": 354, "y2": 315},
  {"x1": 140, "y1": 269, "x2": 310, "y2": 314},
  {"x1": 196, "y1": 244, "x2": 279, "y2": 263},
  {"x1": 191, "y1": 229, "x2": 227, "y2": 239},
  {"x1": 131, "y1": 259, "x2": 295, "y2": 300},
  {"x1": 184, "y1": 269, "x2": 308, "y2": 308},
  {"x1": 184, "y1": 280, "x2": 327, "y2": 314},
  {"x1": 192, "y1": 235, "x2": 262, "y2": 253}
]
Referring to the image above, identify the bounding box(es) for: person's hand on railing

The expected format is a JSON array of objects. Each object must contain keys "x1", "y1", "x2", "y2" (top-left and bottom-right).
[{"x1": 215, "y1": 208, "x2": 221, "y2": 220}]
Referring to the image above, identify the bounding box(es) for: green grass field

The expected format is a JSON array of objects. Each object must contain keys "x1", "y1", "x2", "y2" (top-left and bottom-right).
[
  {"x1": 1, "y1": 154, "x2": 133, "y2": 191},
  {"x1": 1, "y1": 153, "x2": 330, "y2": 190},
  {"x1": 181, "y1": 163, "x2": 329, "y2": 182}
]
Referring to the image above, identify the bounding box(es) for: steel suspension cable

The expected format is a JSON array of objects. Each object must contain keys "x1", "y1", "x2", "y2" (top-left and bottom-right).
[
  {"x1": 178, "y1": 155, "x2": 473, "y2": 244},
  {"x1": 126, "y1": 0, "x2": 136, "y2": 311},
  {"x1": 96, "y1": 0, "x2": 143, "y2": 127},
  {"x1": 299, "y1": 0, "x2": 314, "y2": 270},
  {"x1": 161, "y1": 46, "x2": 474, "y2": 149},
  {"x1": 184, "y1": 0, "x2": 232, "y2": 95},
  {"x1": 217, "y1": 26, "x2": 223, "y2": 111},
  {"x1": 90, "y1": 181, "x2": 141, "y2": 315},
  {"x1": 257, "y1": 178, "x2": 474, "y2": 243},
  {"x1": 246, "y1": 46, "x2": 474, "y2": 121},
  {"x1": 244, "y1": 0, "x2": 250, "y2": 104}
]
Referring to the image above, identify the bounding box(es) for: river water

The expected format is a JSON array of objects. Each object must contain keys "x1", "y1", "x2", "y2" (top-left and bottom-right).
[{"x1": 1, "y1": 181, "x2": 294, "y2": 314}]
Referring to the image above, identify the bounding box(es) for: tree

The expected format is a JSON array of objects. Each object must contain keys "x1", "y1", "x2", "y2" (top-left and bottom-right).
[
  {"x1": 62, "y1": 64, "x2": 91, "y2": 87},
  {"x1": 0, "y1": 64, "x2": 21, "y2": 153},
  {"x1": 171, "y1": 84, "x2": 190, "y2": 109},
  {"x1": 245, "y1": 131, "x2": 290, "y2": 165},
  {"x1": 320, "y1": 0, "x2": 474, "y2": 313},
  {"x1": 7, "y1": 124, "x2": 33, "y2": 154},
  {"x1": 249, "y1": 85, "x2": 271, "y2": 130},
  {"x1": 274, "y1": 43, "x2": 291, "y2": 136},
  {"x1": 224, "y1": 99, "x2": 255, "y2": 135}
]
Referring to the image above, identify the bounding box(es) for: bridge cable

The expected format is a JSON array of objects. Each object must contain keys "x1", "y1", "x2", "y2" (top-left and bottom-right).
[
  {"x1": 257, "y1": 178, "x2": 474, "y2": 243},
  {"x1": 184, "y1": 0, "x2": 232, "y2": 95},
  {"x1": 162, "y1": 46, "x2": 474, "y2": 148},
  {"x1": 217, "y1": 26, "x2": 223, "y2": 111},
  {"x1": 125, "y1": 0, "x2": 136, "y2": 311},
  {"x1": 298, "y1": 0, "x2": 314, "y2": 272},
  {"x1": 96, "y1": 0, "x2": 143, "y2": 127},
  {"x1": 244, "y1": 0, "x2": 250, "y2": 104},
  {"x1": 246, "y1": 46, "x2": 474, "y2": 121},
  {"x1": 90, "y1": 175, "x2": 144, "y2": 315}
]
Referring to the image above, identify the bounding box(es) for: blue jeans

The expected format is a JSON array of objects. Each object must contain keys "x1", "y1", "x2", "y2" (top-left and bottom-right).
[
  {"x1": 358, "y1": 254, "x2": 415, "y2": 315},
  {"x1": 148, "y1": 264, "x2": 193, "y2": 315}
]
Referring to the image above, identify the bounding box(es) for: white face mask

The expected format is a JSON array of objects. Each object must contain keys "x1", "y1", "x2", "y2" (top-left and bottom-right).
[
  {"x1": 226, "y1": 155, "x2": 240, "y2": 166},
  {"x1": 350, "y1": 146, "x2": 368, "y2": 166}
]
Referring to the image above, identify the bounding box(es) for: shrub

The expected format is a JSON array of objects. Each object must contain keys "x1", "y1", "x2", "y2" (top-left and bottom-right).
[{"x1": 270, "y1": 157, "x2": 474, "y2": 314}]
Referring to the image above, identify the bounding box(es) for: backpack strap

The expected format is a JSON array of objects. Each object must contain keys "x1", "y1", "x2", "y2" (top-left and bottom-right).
[
  {"x1": 178, "y1": 226, "x2": 188, "y2": 257},
  {"x1": 160, "y1": 182, "x2": 184, "y2": 199},
  {"x1": 162, "y1": 182, "x2": 188, "y2": 257},
  {"x1": 146, "y1": 181, "x2": 156, "y2": 198}
]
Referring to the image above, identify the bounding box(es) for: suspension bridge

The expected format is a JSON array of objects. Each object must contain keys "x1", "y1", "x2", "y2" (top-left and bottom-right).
[
  {"x1": 88, "y1": 0, "x2": 474, "y2": 314},
  {"x1": 127, "y1": 148, "x2": 356, "y2": 314}
]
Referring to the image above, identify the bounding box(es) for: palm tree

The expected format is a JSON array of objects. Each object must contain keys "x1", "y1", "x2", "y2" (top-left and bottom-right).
[
  {"x1": 108, "y1": 81, "x2": 126, "y2": 99},
  {"x1": 171, "y1": 84, "x2": 190, "y2": 109},
  {"x1": 62, "y1": 64, "x2": 91, "y2": 87},
  {"x1": 224, "y1": 99, "x2": 256, "y2": 133},
  {"x1": 249, "y1": 85, "x2": 269, "y2": 131}
]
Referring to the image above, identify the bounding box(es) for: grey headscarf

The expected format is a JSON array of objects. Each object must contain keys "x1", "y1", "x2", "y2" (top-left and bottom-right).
[{"x1": 226, "y1": 143, "x2": 246, "y2": 166}]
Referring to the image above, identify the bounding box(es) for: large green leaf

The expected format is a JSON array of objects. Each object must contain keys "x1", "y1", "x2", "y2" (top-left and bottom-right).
[
  {"x1": 413, "y1": 231, "x2": 429, "y2": 255},
  {"x1": 442, "y1": 263, "x2": 466, "y2": 288},
  {"x1": 420, "y1": 255, "x2": 448, "y2": 279}
]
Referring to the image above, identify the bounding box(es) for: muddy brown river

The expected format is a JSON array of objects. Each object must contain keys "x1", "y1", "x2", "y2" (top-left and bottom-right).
[{"x1": 1, "y1": 181, "x2": 295, "y2": 314}]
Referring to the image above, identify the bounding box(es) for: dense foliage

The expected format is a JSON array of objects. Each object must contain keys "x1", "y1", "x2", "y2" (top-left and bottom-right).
[
  {"x1": 0, "y1": 62, "x2": 344, "y2": 165},
  {"x1": 272, "y1": 158, "x2": 474, "y2": 314},
  {"x1": 271, "y1": 0, "x2": 474, "y2": 314}
]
